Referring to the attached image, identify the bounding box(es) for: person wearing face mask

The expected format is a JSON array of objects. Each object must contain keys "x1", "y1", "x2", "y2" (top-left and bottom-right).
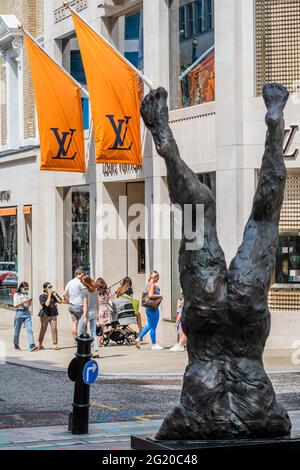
[
  {"x1": 38, "y1": 282, "x2": 62, "y2": 351},
  {"x1": 13, "y1": 281, "x2": 38, "y2": 351}
]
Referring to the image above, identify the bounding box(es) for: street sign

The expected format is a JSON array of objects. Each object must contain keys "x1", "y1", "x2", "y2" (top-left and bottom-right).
[{"x1": 83, "y1": 360, "x2": 99, "y2": 385}]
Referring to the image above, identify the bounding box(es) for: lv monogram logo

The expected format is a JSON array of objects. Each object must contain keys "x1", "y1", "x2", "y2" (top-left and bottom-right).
[
  {"x1": 106, "y1": 115, "x2": 133, "y2": 151},
  {"x1": 283, "y1": 125, "x2": 299, "y2": 160},
  {"x1": 50, "y1": 128, "x2": 77, "y2": 160}
]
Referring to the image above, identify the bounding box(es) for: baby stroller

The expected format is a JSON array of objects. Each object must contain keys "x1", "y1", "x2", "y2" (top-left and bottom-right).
[{"x1": 102, "y1": 297, "x2": 138, "y2": 346}]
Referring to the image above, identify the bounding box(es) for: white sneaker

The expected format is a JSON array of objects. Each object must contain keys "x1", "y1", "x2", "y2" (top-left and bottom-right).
[
  {"x1": 135, "y1": 338, "x2": 142, "y2": 349},
  {"x1": 170, "y1": 343, "x2": 185, "y2": 352},
  {"x1": 152, "y1": 344, "x2": 164, "y2": 351}
]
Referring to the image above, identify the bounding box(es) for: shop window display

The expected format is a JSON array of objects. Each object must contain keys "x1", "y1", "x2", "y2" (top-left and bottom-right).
[
  {"x1": 0, "y1": 214, "x2": 18, "y2": 306},
  {"x1": 71, "y1": 191, "x2": 90, "y2": 276},
  {"x1": 275, "y1": 235, "x2": 300, "y2": 284}
]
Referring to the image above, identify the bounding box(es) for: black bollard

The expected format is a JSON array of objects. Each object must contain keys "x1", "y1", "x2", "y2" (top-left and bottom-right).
[{"x1": 68, "y1": 332, "x2": 94, "y2": 434}]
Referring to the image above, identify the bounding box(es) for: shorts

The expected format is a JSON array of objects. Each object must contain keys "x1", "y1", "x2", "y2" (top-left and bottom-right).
[{"x1": 69, "y1": 305, "x2": 83, "y2": 321}]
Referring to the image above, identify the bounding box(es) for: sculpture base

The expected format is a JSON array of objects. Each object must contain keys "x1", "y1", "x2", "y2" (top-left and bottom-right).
[{"x1": 131, "y1": 433, "x2": 300, "y2": 451}]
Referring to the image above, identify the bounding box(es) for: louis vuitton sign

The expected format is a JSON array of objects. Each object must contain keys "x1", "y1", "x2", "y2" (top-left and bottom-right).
[
  {"x1": 0, "y1": 191, "x2": 11, "y2": 202},
  {"x1": 284, "y1": 125, "x2": 299, "y2": 159}
]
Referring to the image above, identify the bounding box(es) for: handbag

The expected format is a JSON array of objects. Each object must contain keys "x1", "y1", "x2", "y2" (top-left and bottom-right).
[{"x1": 141, "y1": 291, "x2": 162, "y2": 310}]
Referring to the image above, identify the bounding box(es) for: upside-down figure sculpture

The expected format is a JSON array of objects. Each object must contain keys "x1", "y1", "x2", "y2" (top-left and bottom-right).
[{"x1": 141, "y1": 83, "x2": 292, "y2": 440}]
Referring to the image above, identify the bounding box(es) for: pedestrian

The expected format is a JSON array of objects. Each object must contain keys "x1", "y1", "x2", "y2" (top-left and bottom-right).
[
  {"x1": 63, "y1": 267, "x2": 85, "y2": 341},
  {"x1": 115, "y1": 277, "x2": 134, "y2": 297},
  {"x1": 38, "y1": 282, "x2": 62, "y2": 351},
  {"x1": 96, "y1": 277, "x2": 111, "y2": 346},
  {"x1": 78, "y1": 276, "x2": 100, "y2": 359},
  {"x1": 115, "y1": 277, "x2": 143, "y2": 333},
  {"x1": 135, "y1": 271, "x2": 164, "y2": 351},
  {"x1": 13, "y1": 281, "x2": 38, "y2": 351},
  {"x1": 170, "y1": 294, "x2": 187, "y2": 352}
]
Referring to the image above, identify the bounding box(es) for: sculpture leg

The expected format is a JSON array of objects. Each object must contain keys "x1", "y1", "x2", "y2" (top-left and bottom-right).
[
  {"x1": 224, "y1": 83, "x2": 292, "y2": 439},
  {"x1": 141, "y1": 87, "x2": 214, "y2": 208},
  {"x1": 141, "y1": 88, "x2": 227, "y2": 331},
  {"x1": 228, "y1": 83, "x2": 289, "y2": 326},
  {"x1": 141, "y1": 89, "x2": 228, "y2": 439}
]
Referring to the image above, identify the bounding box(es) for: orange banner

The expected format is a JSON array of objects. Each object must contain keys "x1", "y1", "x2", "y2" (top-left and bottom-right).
[
  {"x1": 24, "y1": 35, "x2": 86, "y2": 172},
  {"x1": 72, "y1": 13, "x2": 142, "y2": 165}
]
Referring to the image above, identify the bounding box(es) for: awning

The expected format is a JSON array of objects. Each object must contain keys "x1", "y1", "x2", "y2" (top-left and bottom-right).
[
  {"x1": 0, "y1": 207, "x2": 17, "y2": 216},
  {"x1": 23, "y1": 205, "x2": 32, "y2": 215}
]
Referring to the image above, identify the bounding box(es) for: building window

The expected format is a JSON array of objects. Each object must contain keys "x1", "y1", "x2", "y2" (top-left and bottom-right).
[
  {"x1": 71, "y1": 191, "x2": 90, "y2": 276},
  {"x1": 256, "y1": 0, "x2": 300, "y2": 95},
  {"x1": 124, "y1": 51, "x2": 139, "y2": 69},
  {"x1": 169, "y1": 0, "x2": 215, "y2": 109},
  {"x1": 124, "y1": 11, "x2": 143, "y2": 71},
  {"x1": 138, "y1": 238, "x2": 145, "y2": 273},
  {"x1": 207, "y1": 0, "x2": 213, "y2": 31},
  {"x1": 195, "y1": 0, "x2": 203, "y2": 34},
  {"x1": 275, "y1": 235, "x2": 300, "y2": 284},
  {"x1": 70, "y1": 50, "x2": 86, "y2": 85},
  {"x1": 70, "y1": 51, "x2": 89, "y2": 129},
  {"x1": 186, "y1": 3, "x2": 194, "y2": 38},
  {"x1": 81, "y1": 97, "x2": 89, "y2": 130},
  {"x1": 125, "y1": 12, "x2": 140, "y2": 40},
  {"x1": 0, "y1": 211, "x2": 18, "y2": 306},
  {"x1": 179, "y1": 6, "x2": 186, "y2": 41}
]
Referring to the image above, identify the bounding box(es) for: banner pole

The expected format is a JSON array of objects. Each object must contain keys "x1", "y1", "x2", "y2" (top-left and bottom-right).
[
  {"x1": 63, "y1": 1, "x2": 154, "y2": 90},
  {"x1": 20, "y1": 26, "x2": 90, "y2": 98}
]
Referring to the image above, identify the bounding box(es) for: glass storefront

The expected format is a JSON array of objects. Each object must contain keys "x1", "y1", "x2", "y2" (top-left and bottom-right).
[
  {"x1": 71, "y1": 191, "x2": 90, "y2": 276},
  {"x1": 0, "y1": 212, "x2": 18, "y2": 306},
  {"x1": 64, "y1": 188, "x2": 90, "y2": 282},
  {"x1": 169, "y1": 0, "x2": 215, "y2": 109},
  {"x1": 275, "y1": 235, "x2": 300, "y2": 284}
]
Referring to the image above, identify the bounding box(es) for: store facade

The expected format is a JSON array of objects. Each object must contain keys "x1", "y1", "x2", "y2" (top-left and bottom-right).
[{"x1": 1, "y1": 0, "x2": 300, "y2": 347}]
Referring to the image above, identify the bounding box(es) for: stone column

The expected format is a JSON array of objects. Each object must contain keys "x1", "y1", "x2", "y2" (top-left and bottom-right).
[{"x1": 215, "y1": 0, "x2": 256, "y2": 265}]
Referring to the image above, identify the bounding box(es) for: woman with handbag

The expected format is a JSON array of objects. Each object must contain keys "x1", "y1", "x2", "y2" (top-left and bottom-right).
[{"x1": 135, "y1": 271, "x2": 163, "y2": 351}]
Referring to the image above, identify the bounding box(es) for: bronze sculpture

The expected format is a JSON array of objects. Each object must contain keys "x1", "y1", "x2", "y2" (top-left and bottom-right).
[{"x1": 141, "y1": 83, "x2": 292, "y2": 440}]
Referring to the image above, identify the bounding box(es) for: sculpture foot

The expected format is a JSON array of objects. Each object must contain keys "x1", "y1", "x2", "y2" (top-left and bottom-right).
[
  {"x1": 141, "y1": 87, "x2": 169, "y2": 131},
  {"x1": 263, "y1": 83, "x2": 289, "y2": 128},
  {"x1": 140, "y1": 88, "x2": 172, "y2": 156}
]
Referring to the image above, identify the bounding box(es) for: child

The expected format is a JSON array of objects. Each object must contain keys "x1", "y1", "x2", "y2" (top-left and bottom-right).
[
  {"x1": 170, "y1": 294, "x2": 187, "y2": 352},
  {"x1": 96, "y1": 278, "x2": 111, "y2": 347}
]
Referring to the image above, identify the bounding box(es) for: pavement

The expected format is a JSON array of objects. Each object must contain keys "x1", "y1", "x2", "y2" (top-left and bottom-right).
[
  {"x1": 1, "y1": 361, "x2": 300, "y2": 451},
  {"x1": 1, "y1": 322, "x2": 300, "y2": 376},
  {"x1": 1, "y1": 411, "x2": 300, "y2": 450},
  {"x1": 0, "y1": 419, "x2": 162, "y2": 450}
]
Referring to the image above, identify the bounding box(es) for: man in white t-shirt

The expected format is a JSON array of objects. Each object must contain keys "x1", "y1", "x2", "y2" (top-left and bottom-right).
[{"x1": 63, "y1": 268, "x2": 85, "y2": 340}]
